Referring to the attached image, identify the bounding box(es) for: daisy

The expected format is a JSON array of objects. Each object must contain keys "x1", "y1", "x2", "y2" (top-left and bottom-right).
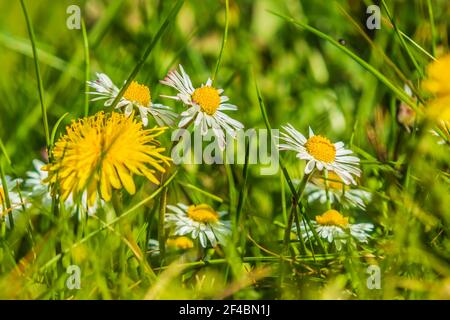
[
  {"x1": 160, "y1": 65, "x2": 244, "y2": 150},
  {"x1": 165, "y1": 203, "x2": 230, "y2": 248},
  {"x1": 26, "y1": 159, "x2": 51, "y2": 200},
  {"x1": 43, "y1": 112, "x2": 170, "y2": 207},
  {"x1": 26, "y1": 159, "x2": 101, "y2": 216},
  {"x1": 87, "y1": 73, "x2": 177, "y2": 126},
  {"x1": 295, "y1": 209, "x2": 373, "y2": 251},
  {"x1": 303, "y1": 171, "x2": 371, "y2": 209},
  {"x1": 0, "y1": 176, "x2": 26, "y2": 228},
  {"x1": 278, "y1": 124, "x2": 361, "y2": 185}
]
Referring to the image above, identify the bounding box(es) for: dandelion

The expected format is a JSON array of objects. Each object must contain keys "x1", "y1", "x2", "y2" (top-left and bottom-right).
[
  {"x1": 160, "y1": 65, "x2": 244, "y2": 150},
  {"x1": 88, "y1": 73, "x2": 177, "y2": 126},
  {"x1": 43, "y1": 112, "x2": 170, "y2": 207},
  {"x1": 295, "y1": 209, "x2": 373, "y2": 251},
  {"x1": 422, "y1": 54, "x2": 450, "y2": 122},
  {"x1": 422, "y1": 54, "x2": 450, "y2": 97},
  {"x1": 278, "y1": 124, "x2": 361, "y2": 185},
  {"x1": 165, "y1": 203, "x2": 230, "y2": 248},
  {"x1": 304, "y1": 171, "x2": 371, "y2": 209},
  {"x1": 0, "y1": 177, "x2": 26, "y2": 227}
]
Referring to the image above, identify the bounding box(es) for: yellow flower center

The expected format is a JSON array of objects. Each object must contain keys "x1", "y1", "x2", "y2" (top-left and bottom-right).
[
  {"x1": 305, "y1": 135, "x2": 336, "y2": 163},
  {"x1": 315, "y1": 209, "x2": 349, "y2": 227},
  {"x1": 314, "y1": 171, "x2": 347, "y2": 191},
  {"x1": 166, "y1": 236, "x2": 194, "y2": 249},
  {"x1": 192, "y1": 86, "x2": 221, "y2": 115},
  {"x1": 187, "y1": 204, "x2": 219, "y2": 223},
  {"x1": 123, "y1": 81, "x2": 151, "y2": 106}
]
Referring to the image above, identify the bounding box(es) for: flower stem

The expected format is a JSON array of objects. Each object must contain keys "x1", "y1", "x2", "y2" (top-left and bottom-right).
[{"x1": 282, "y1": 171, "x2": 312, "y2": 253}]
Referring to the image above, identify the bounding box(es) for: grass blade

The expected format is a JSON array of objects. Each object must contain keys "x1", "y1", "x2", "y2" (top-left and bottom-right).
[
  {"x1": 39, "y1": 170, "x2": 179, "y2": 272},
  {"x1": 212, "y1": 0, "x2": 229, "y2": 84},
  {"x1": 82, "y1": 19, "x2": 90, "y2": 117},
  {"x1": 381, "y1": 0, "x2": 424, "y2": 78},
  {"x1": 20, "y1": 0, "x2": 50, "y2": 148},
  {"x1": 270, "y1": 10, "x2": 419, "y2": 112}
]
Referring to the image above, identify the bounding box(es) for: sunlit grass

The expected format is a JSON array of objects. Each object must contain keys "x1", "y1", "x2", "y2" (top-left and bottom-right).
[{"x1": 0, "y1": 0, "x2": 449, "y2": 300}]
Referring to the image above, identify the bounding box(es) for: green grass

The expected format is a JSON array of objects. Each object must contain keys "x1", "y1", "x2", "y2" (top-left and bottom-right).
[{"x1": 0, "y1": 0, "x2": 449, "y2": 300}]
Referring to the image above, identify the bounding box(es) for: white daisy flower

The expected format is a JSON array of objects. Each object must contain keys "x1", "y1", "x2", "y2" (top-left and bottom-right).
[
  {"x1": 295, "y1": 210, "x2": 373, "y2": 251},
  {"x1": 302, "y1": 171, "x2": 371, "y2": 210},
  {"x1": 1, "y1": 176, "x2": 27, "y2": 228},
  {"x1": 160, "y1": 64, "x2": 244, "y2": 150},
  {"x1": 25, "y1": 159, "x2": 101, "y2": 217},
  {"x1": 165, "y1": 203, "x2": 230, "y2": 248},
  {"x1": 87, "y1": 72, "x2": 177, "y2": 127},
  {"x1": 26, "y1": 159, "x2": 52, "y2": 202},
  {"x1": 278, "y1": 124, "x2": 361, "y2": 185}
]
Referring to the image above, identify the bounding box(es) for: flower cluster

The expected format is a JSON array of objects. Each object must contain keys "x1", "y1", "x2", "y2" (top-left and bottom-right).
[
  {"x1": 277, "y1": 124, "x2": 373, "y2": 250},
  {"x1": 2, "y1": 62, "x2": 374, "y2": 254}
]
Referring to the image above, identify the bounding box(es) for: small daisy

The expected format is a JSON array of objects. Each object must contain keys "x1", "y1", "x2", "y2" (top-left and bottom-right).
[
  {"x1": 26, "y1": 159, "x2": 51, "y2": 200},
  {"x1": 0, "y1": 176, "x2": 26, "y2": 228},
  {"x1": 303, "y1": 171, "x2": 371, "y2": 210},
  {"x1": 26, "y1": 159, "x2": 102, "y2": 216},
  {"x1": 295, "y1": 209, "x2": 373, "y2": 251},
  {"x1": 160, "y1": 65, "x2": 244, "y2": 150},
  {"x1": 278, "y1": 124, "x2": 361, "y2": 185},
  {"x1": 87, "y1": 72, "x2": 177, "y2": 126},
  {"x1": 165, "y1": 203, "x2": 230, "y2": 248}
]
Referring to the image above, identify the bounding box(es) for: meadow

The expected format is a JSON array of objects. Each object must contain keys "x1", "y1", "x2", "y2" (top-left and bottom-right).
[{"x1": 0, "y1": 0, "x2": 449, "y2": 300}]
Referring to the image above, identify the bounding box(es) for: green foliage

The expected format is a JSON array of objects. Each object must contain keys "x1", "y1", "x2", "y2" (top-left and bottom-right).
[{"x1": 0, "y1": 0, "x2": 449, "y2": 300}]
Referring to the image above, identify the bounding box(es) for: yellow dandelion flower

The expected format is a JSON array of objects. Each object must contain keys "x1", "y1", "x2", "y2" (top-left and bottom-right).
[
  {"x1": 423, "y1": 54, "x2": 450, "y2": 122},
  {"x1": 44, "y1": 112, "x2": 171, "y2": 206},
  {"x1": 427, "y1": 96, "x2": 450, "y2": 123},
  {"x1": 422, "y1": 54, "x2": 450, "y2": 97}
]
